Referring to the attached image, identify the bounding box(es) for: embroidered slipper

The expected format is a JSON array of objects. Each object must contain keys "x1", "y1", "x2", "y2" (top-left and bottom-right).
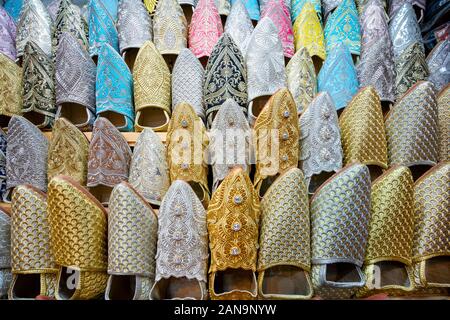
[
  {"x1": 356, "y1": 166, "x2": 415, "y2": 298},
  {"x1": 129, "y1": 128, "x2": 170, "y2": 206},
  {"x1": 260, "y1": 0, "x2": 294, "y2": 58},
  {"x1": 209, "y1": 98, "x2": 252, "y2": 191},
  {"x1": 224, "y1": 0, "x2": 254, "y2": 57},
  {"x1": 106, "y1": 182, "x2": 158, "y2": 300},
  {"x1": 172, "y1": 49, "x2": 205, "y2": 121},
  {"x1": 96, "y1": 44, "x2": 134, "y2": 132},
  {"x1": 253, "y1": 88, "x2": 299, "y2": 197},
  {"x1": 246, "y1": 18, "x2": 286, "y2": 125},
  {"x1": 133, "y1": 41, "x2": 172, "y2": 132},
  {"x1": 48, "y1": 175, "x2": 108, "y2": 300},
  {"x1": 153, "y1": 0, "x2": 188, "y2": 70},
  {"x1": 0, "y1": 53, "x2": 22, "y2": 128},
  {"x1": 310, "y1": 163, "x2": 371, "y2": 299},
  {"x1": 339, "y1": 86, "x2": 388, "y2": 181},
  {"x1": 87, "y1": 117, "x2": 132, "y2": 205},
  {"x1": 166, "y1": 103, "x2": 210, "y2": 207},
  {"x1": 117, "y1": 0, "x2": 152, "y2": 71},
  {"x1": 358, "y1": 0, "x2": 395, "y2": 108},
  {"x1": 15, "y1": 0, "x2": 52, "y2": 60},
  {"x1": 188, "y1": 0, "x2": 223, "y2": 65},
  {"x1": 286, "y1": 47, "x2": 317, "y2": 115},
  {"x1": 324, "y1": 0, "x2": 361, "y2": 57},
  {"x1": 208, "y1": 168, "x2": 260, "y2": 300},
  {"x1": 9, "y1": 185, "x2": 57, "y2": 300},
  {"x1": 150, "y1": 180, "x2": 208, "y2": 300},
  {"x1": 55, "y1": 32, "x2": 96, "y2": 131},
  {"x1": 87, "y1": 0, "x2": 119, "y2": 60},
  {"x1": 203, "y1": 33, "x2": 248, "y2": 128},
  {"x1": 410, "y1": 163, "x2": 450, "y2": 291},
  {"x1": 47, "y1": 118, "x2": 89, "y2": 186},
  {"x1": 317, "y1": 43, "x2": 359, "y2": 113},
  {"x1": 0, "y1": 207, "x2": 11, "y2": 299},
  {"x1": 258, "y1": 168, "x2": 313, "y2": 299},
  {"x1": 6, "y1": 116, "x2": 48, "y2": 200},
  {"x1": 53, "y1": 0, "x2": 89, "y2": 52},
  {"x1": 385, "y1": 81, "x2": 439, "y2": 181},
  {"x1": 437, "y1": 85, "x2": 450, "y2": 162},
  {"x1": 394, "y1": 42, "x2": 429, "y2": 99},
  {"x1": 293, "y1": 3, "x2": 325, "y2": 73},
  {"x1": 299, "y1": 92, "x2": 342, "y2": 194}
]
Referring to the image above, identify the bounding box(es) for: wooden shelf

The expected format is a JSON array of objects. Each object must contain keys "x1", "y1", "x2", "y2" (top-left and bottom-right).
[
  {"x1": 0, "y1": 201, "x2": 159, "y2": 215},
  {"x1": 43, "y1": 131, "x2": 167, "y2": 146}
]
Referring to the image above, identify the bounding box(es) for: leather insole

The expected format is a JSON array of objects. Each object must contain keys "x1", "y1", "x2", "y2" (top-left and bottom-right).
[
  {"x1": 312, "y1": 55, "x2": 323, "y2": 75},
  {"x1": 251, "y1": 96, "x2": 270, "y2": 120},
  {"x1": 23, "y1": 111, "x2": 46, "y2": 128},
  {"x1": 153, "y1": 277, "x2": 203, "y2": 300},
  {"x1": 309, "y1": 171, "x2": 335, "y2": 194},
  {"x1": 410, "y1": 164, "x2": 433, "y2": 181},
  {"x1": 107, "y1": 275, "x2": 136, "y2": 300},
  {"x1": 58, "y1": 267, "x2": 78, "y2": 300},
  {"x1": 125, "y1": 48, "x2": 139, "y2": 72},
  {"x1": 89, "y1": 185, "x2": 113, "y2": 206},
  {"x1": 99, "y1": 111, "x2": 126, "y2": 128},
  {"x1": 0, "y1": 115, "x2": 11, "y2": 128},
  {"x1": 381, "y1": 101, "x2": 391, "y2": 116},
  {"x1": 375, "y1": 261, "x2": 410, "y2": 287},
  {"x1": 284, "y1": 56, "x2": 290, "y2": 66},
  {"x1": 367, "y1": 165, "x2": 384, "y2": 182},
  {"x1": 199, "y1": 56, "x2": 209, "y2": 68},
  {"x1": 424, "y1": 256, "x2": 450, "y2": 284},
  {"x1": 137, "y1": 107, "x2": 167, "y2": 128},
  {"x1": 182, "y1": 5, "x2": 193, "y2": 25},
  {"x1": 259, "y1": 174, "x2": 279, "y2": 198},
  {"x1": 326, "y1": 263, "x2": 362, "y2": 283},
  {"x1": 163, "y1": 54, "x2": 177, "y2": 73},
  {"x1": 11, "y1": 274, "x2": 41, "y2": 299},
  {"x1": 189, "y1": 181, "x2": 206, "y2": 205},
  {"x1": 214, "y1": 269, "x2": 255, "y2": 294},
  {"x1": 261, "y1": 266, "x2": 311, "y2": 296},
  {"x1": 59, "y1": 103, "x2": 89, "y2": 126}
]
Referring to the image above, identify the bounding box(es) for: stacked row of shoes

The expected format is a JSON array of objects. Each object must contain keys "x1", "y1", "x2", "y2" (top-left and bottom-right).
[{"x1": 0, "y1": 0, "x2": 448, "y2": 300}]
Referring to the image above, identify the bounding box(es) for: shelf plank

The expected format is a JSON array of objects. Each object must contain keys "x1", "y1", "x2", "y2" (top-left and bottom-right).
[
  {"x1": 0, "y1": 201, "x2": 159, "y2": 214},
  {"x1": 43, "y1": 131, "x2": 167, "y2": 146}
]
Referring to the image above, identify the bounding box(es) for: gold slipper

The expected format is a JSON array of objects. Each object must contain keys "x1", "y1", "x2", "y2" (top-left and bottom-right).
[
  {"x1": 254, "y1": 88, "x2": 299, "y2": 197},
  {"x1": 166, "y1": 102, "x2": 210, "y2": 207},
  {"x1": 385, "y1": 81, "x2": 439, "y2": 181},
  {"x1": 9, "y1": 185, "x2": 57, "y2": 299},
  {"x1": 339, "y1": 86, "x2": 388, "y2": 181},
  {"x1": 208, "y1": 168, "x2": 260, "y2": 300},
  {"x1": 258, "y1": 168, "x2": 313, "y2": 299},
  {"x1": 356, "y1": 166, "x2": 415, "y2": 298},
  {"x1": 410, "y1": 163, "x2": 450, "y2": 291},
  {"x1": 437, "y1": 85, "x2": 449, "y2": 162},
  {"x1": 133, "y1": 41, "x2": 171, "y2": 132},
  {"x1": 47, "y1": 118, "x2": 89, "y2": 185},
  {"x1": 48, "y1": 175, "x2": 108, "y2": 300}
]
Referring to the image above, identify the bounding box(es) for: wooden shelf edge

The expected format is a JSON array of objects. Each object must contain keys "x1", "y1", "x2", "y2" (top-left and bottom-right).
[{"x1": 43, "y1": 131, "x2": 167, "y2": 146}]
